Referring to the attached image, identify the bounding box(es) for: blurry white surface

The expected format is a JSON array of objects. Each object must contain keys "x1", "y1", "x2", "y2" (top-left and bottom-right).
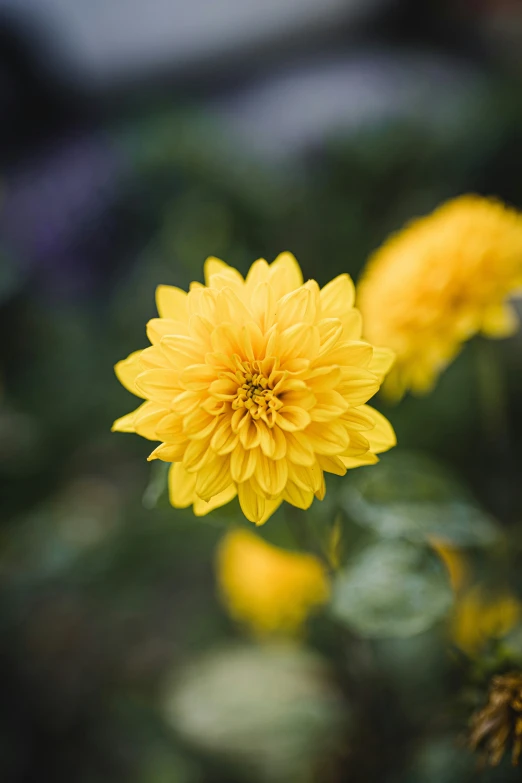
[
  {"x1": 0, "y1": 0, "x2": 389, "y2": 86},
  {"x1": 213, "y1": 51, "x2": 487, "y2": 159}
]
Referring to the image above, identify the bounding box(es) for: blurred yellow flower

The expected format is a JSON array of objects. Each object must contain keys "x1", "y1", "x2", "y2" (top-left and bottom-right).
[
  {"x1": 452, "y1": 586, "x2": 521, "y2": 656},
  {"x1": 432, "y1": 541, "x2": 521, "y2": 654},
  {"x1": 430, "y1": 540, "x2": 468, "y2": 593},
  {"x1": 216, "y1": 529, "x2": 329, "y2": 636},
  {"x1": 358, "y1": 196, "x2": 522, "y2": 399},
  {"x1": 113, "y1": 253, "x2": 396, "y2": 524}
]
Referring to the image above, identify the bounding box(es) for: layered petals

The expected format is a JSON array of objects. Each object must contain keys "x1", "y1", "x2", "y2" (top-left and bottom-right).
[
  {"x1": 358, "y1": 195, "x2": 522, "y2": 399},
  {"x1": 113, "y1": 252, "x2": 396, "y2": 523}
]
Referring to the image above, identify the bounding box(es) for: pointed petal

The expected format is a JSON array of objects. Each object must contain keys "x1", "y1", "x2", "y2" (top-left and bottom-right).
[
  {"x1": 245, "y1": 258, "x2": 270, "y2": 288},
  {"x1": 204, "y1": 256, "x2": 244, "y2": 288},
  {"x1": 320, "y1": 273, "x2": 355, "y2": 314},
  {"x1": 193, "y1": 484, "x2": 237, "y2": 516},
  {"x1": 156, "y1": 285, "x2": 188, "y2": 320},
  {"x1": 134, "y1": 401, "x2": 171, "y2": 440},
  {"x1": 360, "y1": 405, "x2": 397, "y2": 453},
  {"x1": 317, "y1": 454, "x2": 347, "y2": 476},
  {"x1": 168, "y1": 462, "x2": 196, "y2": 508},
  {"x1": 339, "y1": 452, "x2": 379, "y2": 469},
  {"x1": 256, "y1": 453, "x2": 288, "y2": 496},
  {"x1": 115, "y1": 350, "x2": 146, "y2": 398},
  {"x1": 285, "y1": 431, "x2": 316, "y2": 466},
  {"x1": 369, "y1": 346, "x2": 395, "y2": 381},
  {"x1": 269, "y1": 251, "x2": 303, "y2": 296},
  {"x1": 148, "y1": 441, "x2": 185, "y2": 461},
  {"x1": 256, "y1": 495, "x2": 284, "y2": 525},
  {"x1": 195, "y1": 454, "x2": 232, "y2": 501},
  {"x1": 230, "y1": 443, "x2": 257, "y2": 483},
  {"x1": 135, "y1": 369, "x2": 179, "y2": 404},
  {"x1": 147, "y1": 319, "x2": 189, "y2": 345},
  {"x1": 238, "y1": 480, "x2": 266, "y2": 524},
  {"x1": 283, "y1": 481, "x2": 314, "y2": 510},
  {"x1": 111, "y1": 409, "x2": 139, "y2": 433},
  {"x1": 276, "y1": 287, "x2": 316, "y2": 331},
  {"x1": 305, "y1": 421, "x2": 349, "y2": 455}
]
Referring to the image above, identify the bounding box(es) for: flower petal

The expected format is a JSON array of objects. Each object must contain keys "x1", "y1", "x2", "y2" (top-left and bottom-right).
[
  {"x1": 111, "y1": 409, "x2": 138, "y2": 433},
  {"x1": 275, "y1": 406, "x2": 311, "y2": 432},
  {"x1": 257, "y1": 496, "x2": 284, "y2": 525},
  {"x1": 156, "y1": 285, "x2": 188, "y2": 320},
  {"x1": 211, "y1": 418, "x2": 239, "y2": 454},
  {"x1": 282, "y1": 481, "x2": 314, "y2": 510},
  {"x1": 135, "y1": 369, "x2": 180, "y2": 404},
  {"x1": 193, "y1": 484, "x2": 237, "y2": 516},
  {"x1": 168, "y1": 462, "x2": 196, "y2": 508},
  {"x1": 238, "y1": 480, "x2": 266, "y2": 524},
  {"x1": 230, "y1": 443, "x2": 257, "y2": 483},
  {"x1": 115, "y1": 350, "x2": 147, "y2": 397},
  {"x1": 161, "y1": 335, "x2": 203, "y2": 369},
  {"x1": 305, "y1": 421, "x2": 349, "y2": 455},
  {"x1": 256, "y1": 453, "x2": 288, "y2": 496},
  {"x1": 369, "y1": 346, "x2": 396, "y2": 381},
  {"x1": 134, "y1": 401, "x2": 171, "y2": 440},
  {"x1": 320, "y1": 273, "x2": 355, "y2": 313},
  {"x1": 288, "y1": 462, "x2": 323, "y2": 493},
  {"x1": 337, "y1": 366, "x2": 380, "y2": 406},
  {"x1": 269, "y1": 251, "x2": 303, "y2": 296},
  {"x1": 285, "y1": 431, "x2": 316, "y2": 466},
  {"x1": 276, "y1": 287, "x2": 316, "y2": 331},
  {"x1": 204, "y1": 256, "x2": 244, "y2": 288},
  {"x1": 309, "y1": 391, "x2": 348, "y2": 422},
  {"x1": 148, "y1": 441, "x2": 185, "y2": 461},
  {"x1": 360, "y1": 405, "x2": 396, "y2": 453},
  {"x1": 147, "y1": 319, "x2": 188, "y2": 345},
  {"x1": 341, "y1": 309, "x2": 363, "y2": 340},
  {"x1": 339, "y1": 452, "x2": 379, "y2": 469},
  {"x1": 317, "y1": 454, "x2": 347, "y2": 476},
  {"x1": 195, "y1": 454, "x2": 232, "y2": 501}
]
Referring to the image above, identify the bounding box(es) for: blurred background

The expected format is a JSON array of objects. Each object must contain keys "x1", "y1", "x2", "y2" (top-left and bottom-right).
[{"x1": 3, "y1": 1, "x2": 522, "y2": 781}]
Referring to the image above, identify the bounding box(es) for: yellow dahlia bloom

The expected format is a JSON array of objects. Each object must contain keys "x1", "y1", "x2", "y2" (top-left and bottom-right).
[
  {"x1": 112, "y1": 252, "x2": 396, "y2": 524},
  {"x1": 358, "y1": 196, "x2": 522, "y2": 399},
  {"x1": 216, "y1": 528, "x2": 329, "y2": 636}
]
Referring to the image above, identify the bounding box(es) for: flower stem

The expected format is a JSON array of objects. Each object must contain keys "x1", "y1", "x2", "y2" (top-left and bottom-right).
[
  {"x1": 284, "y1": 506, "x2": 332, "y2": 572},
  {"x1": 285, "y1": 506, "x2": 312, "y2": 552},
  {"x1": 474, "y1": 337, "x2": 515, "y2": 523},
  {"x1": 474, "y1": 337, "x2": 509, "y2": 455}
]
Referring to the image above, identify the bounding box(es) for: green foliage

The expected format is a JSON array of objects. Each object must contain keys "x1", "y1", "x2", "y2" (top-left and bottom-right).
[
  {"x1": 331, "y1": 539, "x2": 453, "y2": 638},
  {"x1": 342, "y1": 450, "x2": 500, "y2": 547},
  {"x1": 3, "y1": 73, "x2": 522, "y2": 783}
]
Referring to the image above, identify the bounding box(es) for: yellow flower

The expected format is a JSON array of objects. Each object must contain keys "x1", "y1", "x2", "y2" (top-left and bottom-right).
[
  {"x1": 452, "y1": 585, "x2": 521, "y2": 656},
  {"x1": 433, "y1": 542, "x2": 521, "y2": 654},
  {"x1": 216, "y1": 528, "x2": 329, "y2": 636},
  {"x1": 112, "y1": 253, "x2": 396, "y2": 524},
  {"x1": 358, "y1": 196, "x2": 522, "y2": 399}
]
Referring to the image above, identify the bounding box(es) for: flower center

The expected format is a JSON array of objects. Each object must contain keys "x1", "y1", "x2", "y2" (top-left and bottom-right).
[{"x1": 231, "y1": 360, "x2": 283, "y2": 422}]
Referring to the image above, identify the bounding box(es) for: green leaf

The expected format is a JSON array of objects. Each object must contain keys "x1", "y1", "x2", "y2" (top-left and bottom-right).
[
  {"x1": 341, "y1": 450, "x2": 499, "y2": 547},
  {"x1": 331, "y1": 539, "x2": 453, "y2": 638}
]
